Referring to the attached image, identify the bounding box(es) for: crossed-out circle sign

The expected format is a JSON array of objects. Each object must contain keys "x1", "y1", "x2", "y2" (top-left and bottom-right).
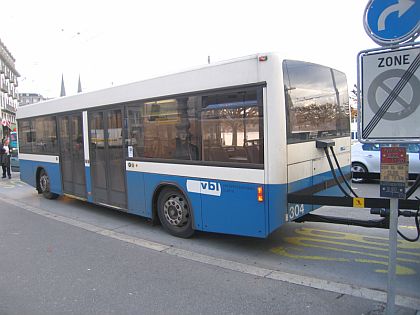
[
  {"x1": 360, "y1": 45, "x2": 420, "y2": 142},
  {"x1": 368, "y1": 68, "x2": 420, "y2": 120}
]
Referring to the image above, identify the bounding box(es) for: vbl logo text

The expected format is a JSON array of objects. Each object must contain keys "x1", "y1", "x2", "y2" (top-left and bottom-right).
[{"x1": 200, "y1": 181, "x2": 220, "y2": 191}]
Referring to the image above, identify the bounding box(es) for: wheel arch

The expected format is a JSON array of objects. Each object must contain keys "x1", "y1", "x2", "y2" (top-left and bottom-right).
[
  {"x1": 35, "y1": 166, "x2": 45, "y2": 193},
  {"x1": 151, "y1": 182, "x2": 195, "y2": 227}
]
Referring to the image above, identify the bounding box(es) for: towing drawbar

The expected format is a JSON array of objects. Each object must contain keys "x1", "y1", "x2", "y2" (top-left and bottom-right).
[
  {"x1": 288, "y1": 194, "x2": 419, "y2": 229},
  {"x1": 288, "y1": 194, "x2": 420, "y2": 210}
]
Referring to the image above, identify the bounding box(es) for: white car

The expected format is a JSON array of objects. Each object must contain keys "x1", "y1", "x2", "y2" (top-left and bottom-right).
[{"x1": 351, "y1": 142, "x2": 420, "y2": 183}]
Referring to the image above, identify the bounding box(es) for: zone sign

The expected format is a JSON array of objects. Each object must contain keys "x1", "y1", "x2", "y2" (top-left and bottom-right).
[
  {"x1": 358, "y1": 45, "x2": 420, "y2": 143},
  {"x1": 378, "y1": 54, "x2": 410, "y2": 67}
]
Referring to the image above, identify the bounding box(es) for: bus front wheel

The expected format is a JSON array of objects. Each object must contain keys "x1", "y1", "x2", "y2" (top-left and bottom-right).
[
  {"x1": 38, "y1": 169, "x2": 59, "y2": 200},
  {"x1": 157, "y1": 188, "x2": 194, "y2": 238}
]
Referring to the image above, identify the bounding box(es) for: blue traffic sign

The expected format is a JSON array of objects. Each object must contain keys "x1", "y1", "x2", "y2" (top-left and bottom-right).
[{"x1": 364, "y1": 0, "x2": 420, "y2": 46}]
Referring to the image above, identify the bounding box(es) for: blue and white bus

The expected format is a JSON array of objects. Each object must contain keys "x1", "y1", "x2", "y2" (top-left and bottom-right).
[{"x1": 17, "y1": 53, "x2": 351, "y2": 238}]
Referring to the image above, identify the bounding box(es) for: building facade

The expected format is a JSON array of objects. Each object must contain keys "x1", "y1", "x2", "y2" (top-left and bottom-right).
[
  {"x1": 0, "y1": 39, "x2": 19, "y2": 138},
  {"x1": 19, "y1": 93, "x2": 48, "y2": 106}
]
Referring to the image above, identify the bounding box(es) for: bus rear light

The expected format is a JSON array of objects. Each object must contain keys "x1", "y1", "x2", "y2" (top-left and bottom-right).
[{"x1": 257, "y1": 186, "x2": 264, "y2": 202}]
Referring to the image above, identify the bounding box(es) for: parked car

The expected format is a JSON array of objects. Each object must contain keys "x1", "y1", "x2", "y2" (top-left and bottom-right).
[{"x1": 351, "y1": 142, "x2": 420, "y2": 183}]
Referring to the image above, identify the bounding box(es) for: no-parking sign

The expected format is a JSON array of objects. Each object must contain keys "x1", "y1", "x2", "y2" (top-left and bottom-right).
[{"x1": 358, "y1": 44, "x2": 420, "y2": 143}]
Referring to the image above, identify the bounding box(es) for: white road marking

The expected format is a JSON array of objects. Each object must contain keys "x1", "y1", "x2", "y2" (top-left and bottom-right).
[{"x1": 1, "y1": 196, "x2": 419, "y2": 311}]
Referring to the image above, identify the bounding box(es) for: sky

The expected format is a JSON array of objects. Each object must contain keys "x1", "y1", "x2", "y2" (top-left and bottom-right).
[{"x1": 1, "y1": 0, "x2": 378, "y2": 98}]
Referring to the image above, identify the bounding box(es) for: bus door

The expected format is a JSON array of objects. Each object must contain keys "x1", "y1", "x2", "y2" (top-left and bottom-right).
[
  {"x1": 89, "y1": 109, "x2": 127, "y2": 209},
  {"x1": 58, "y1": 114, "x2": 86, "y2": 198}
]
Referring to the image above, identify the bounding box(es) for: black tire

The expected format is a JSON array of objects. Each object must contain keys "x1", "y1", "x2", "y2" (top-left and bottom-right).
[
  {"x1": 157, "y1": 188, "x2": 194, "y2": 238},
  {"x1": 38, "y1": 169, "x2": 59, "y2": 199},
  {"x1": 352, "y1": 162, "x2": 368, "y2": 183}
]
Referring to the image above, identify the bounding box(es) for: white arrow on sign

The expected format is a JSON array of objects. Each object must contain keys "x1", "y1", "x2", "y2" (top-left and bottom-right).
[{"x1": 378, "y1": 0, "x2": 415, "y2": 31}]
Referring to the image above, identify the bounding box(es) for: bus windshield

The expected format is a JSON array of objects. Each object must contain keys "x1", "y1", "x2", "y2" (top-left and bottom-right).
[{"x1": 283, "y1": 60, "x2": 350, "y2": 143}]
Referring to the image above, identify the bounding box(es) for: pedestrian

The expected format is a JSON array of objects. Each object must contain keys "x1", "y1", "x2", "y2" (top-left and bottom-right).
[{"x1": 1, "y1": 138, "x2": 12, "y2": 179}]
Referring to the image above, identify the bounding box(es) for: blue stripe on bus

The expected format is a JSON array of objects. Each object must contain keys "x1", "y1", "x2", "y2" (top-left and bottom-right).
[
  {"x1": 126, "y1": 172, "x2": 266, "y2": 237},
  {"x1": 286, "y1": 165, "x2": 352, "y2": 218},
  {"x1": 84, "y1": 166, "x2": 93, "y2": 202},
  {"x1": 267, "y1": 166, "x2": 352, "y2": 232},
  {"x1": 19, "y1": 158, "x2": 352, "y2": 238},
  {"x1": 19, "y1": 159, "x2": 37, "y2": 187},
  {"x1": 142, "y1": 173, "x2": 203, "y2": 229},
  {"x1": 288, "y1": 165, "x2": 352, "y2": 194},
  {"x1": 197, "y1": 179, "x2": 266, "y2": 237},
  {"x1": 19, "y1": 159, "x2": 62, "y2": 195},
  {"x1": 267, "y1": 183, "x2": 288, "y2": 234},
  {"x1": 126, "y1": 171, "x2": 147, "y2": 217}
]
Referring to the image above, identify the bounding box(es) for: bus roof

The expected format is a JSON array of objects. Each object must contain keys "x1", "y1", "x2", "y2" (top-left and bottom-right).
[{"x1": 17, "y1": 52, "x2": 278, "y2": 119}]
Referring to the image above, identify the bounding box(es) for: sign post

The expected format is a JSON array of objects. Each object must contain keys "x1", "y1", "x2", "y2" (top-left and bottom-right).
[
  {"x1": 357, "y1": 43, "x2": 420, "y2": 144},
  {"x1": 380, "y1": 146, "x2": 408, "y2": 315},
  {"x1": 387, "y1": 197, "x2": 398, "y2": 315},
  {"x1": 361, "y1": 1, "x2": 419, "y2": 314}
]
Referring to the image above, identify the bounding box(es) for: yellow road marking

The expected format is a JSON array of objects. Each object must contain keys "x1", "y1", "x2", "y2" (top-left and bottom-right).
[
  {"x1": 354, "y1": 258, "x2": 415, "y2": 275},
  {"x1": 271, "y1": 246, "x2": 349, "y2": 262},
  {"x1": 271, "y1": 227, "x2": 420, "y2": 275},
  {"x1": 271, "y1": 246, "x2": 416, "y2": 276},
  {"x1": 400, "y1": 225, "x2": 417, "y2": 230},
  {"x1": 295, "y1": 227, "x2": 420, "y2": 250}
]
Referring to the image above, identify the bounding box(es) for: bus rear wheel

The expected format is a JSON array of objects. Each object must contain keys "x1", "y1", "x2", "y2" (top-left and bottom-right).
[
  {"x1": 38, "y1": 169, "x2": 59, "y2": 200},
  {"x1": 157, "y1": 188, "x2": 194, "y2": 238}
]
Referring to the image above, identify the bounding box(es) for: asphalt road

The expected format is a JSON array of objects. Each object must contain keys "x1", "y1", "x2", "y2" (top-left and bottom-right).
[{"x1": 0, "y1": 174, "x2": 419, "y2": 314}]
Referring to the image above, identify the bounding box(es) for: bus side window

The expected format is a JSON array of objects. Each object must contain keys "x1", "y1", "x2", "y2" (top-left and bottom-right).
[
  {"x1": 244, "y1": 139, "x2": 261, "y2": 164},
  {"x1": 127, "y1": 105, "x2": 145, "y2": 159},
  {"x1": 127, "y1": 96, "x2": 201, "y2": 161},
  {"x1": 201, "y1": 88, "x2": 263, "y2": 164}
]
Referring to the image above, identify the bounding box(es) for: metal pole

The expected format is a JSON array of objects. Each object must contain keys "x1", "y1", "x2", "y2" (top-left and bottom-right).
[{"x1": 386, "y1": 197, "x2": 398, "y2": 315}]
